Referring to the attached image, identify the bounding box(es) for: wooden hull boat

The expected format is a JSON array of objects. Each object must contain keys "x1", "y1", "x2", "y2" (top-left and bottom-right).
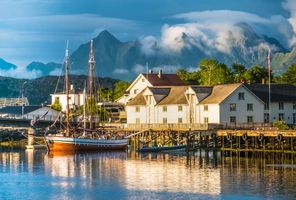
[
  {"x1": 139, "y1": 144, "x2": 187, "y2": 153},
  {"x1": 45, "y1": 135, "x2": 128, "y2": 152}
]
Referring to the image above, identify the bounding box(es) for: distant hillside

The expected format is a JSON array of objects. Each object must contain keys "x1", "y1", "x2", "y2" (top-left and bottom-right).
[
  {"x1": 0, "y1": 58, "x2": 16, "y2": 70},
  {"x1": 0, "y1": 75, "x2": 118, "y2": 105},
  {"x1": 271, "y1": 48, "x2": 296, "y2": 75},
  {"x1": 26, "y1": 62, "x2": 62, "y2": 75}
]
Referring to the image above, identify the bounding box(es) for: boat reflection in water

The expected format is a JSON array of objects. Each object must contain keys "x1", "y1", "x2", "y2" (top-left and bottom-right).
[{"x1": 0, "y1": 148, "x2": 296, "y2": 199}]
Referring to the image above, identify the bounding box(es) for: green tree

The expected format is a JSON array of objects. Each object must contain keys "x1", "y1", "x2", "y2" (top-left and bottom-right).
[
  {"x1": 113, "y1": 80, "x2": 130, "y2": 100},
  {"x1": 51, "y1": 98, "x2": 62, "y2": 111},
  {"x1": 199, "y1": 58, "x2": 233, "y2": 85},
  {"x1": 176, "y1": 69, "x2": 200, "y2": 84},
  {"x1": 280, "y1": 64, "x2": 296, "y2": 86},
  {"x1": 231, "y1": 63, "x2": 247, "y2": 83},
  {"x1": 244, "y1": 65, "x2": 270, "y2": 83},
  {"x1": 98, "y1": 87, "x2": 113, "y2": 102}
]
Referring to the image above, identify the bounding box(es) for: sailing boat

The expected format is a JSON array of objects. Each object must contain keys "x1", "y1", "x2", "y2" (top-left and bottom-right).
[{"x1": 44, "y1": 40, "x2": 128, "y2": 152}]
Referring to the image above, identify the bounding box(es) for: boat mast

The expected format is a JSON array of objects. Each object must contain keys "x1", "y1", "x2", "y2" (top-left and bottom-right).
[
  {"x1": 89, "y1": 40, "x2": 95, "y2": 130},
  {"x1": 65, "y1": 41, "x2": 70, "y2": 137},
  {"x1": 83, "y1": 82, "x2": 86, "y2": 136}
]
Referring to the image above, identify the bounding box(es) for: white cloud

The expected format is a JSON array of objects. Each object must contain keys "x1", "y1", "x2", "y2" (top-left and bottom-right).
[
  {"x1": 139, "y1": 8, "x2": 295, "y2": 56},
  {"x1": 132, "y1": 64, "x2": 181, "y2": 74},
  {"x1": 49, "y1": 68, "x2": 62, "y2": 76},
  {"x1": 0, "y1": 65, "x2": 42, "y2": 79},
  {"x1": 282, "y1": 0, "x2": 296, "y2": 46},
  {"x1": 174, "y1": 10, "x2": 269, "y2": 24},
  {"x1": 139, "y1": 36, "x2": 158, "y2": 55},
  {"x1": 113, "y1": 68, "x2": 129, "y2": 74},
  {"x1": 132, "y1": 64, "x2": 145, "y2": 74}
]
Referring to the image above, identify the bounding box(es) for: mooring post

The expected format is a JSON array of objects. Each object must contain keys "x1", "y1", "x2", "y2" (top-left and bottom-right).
[{"x1": 27, "y1": 127, "x2": 35, "y2": 146}]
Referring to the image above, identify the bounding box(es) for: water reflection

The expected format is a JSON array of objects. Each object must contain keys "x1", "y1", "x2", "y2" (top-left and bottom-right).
[{"x1": 0, "y1": 147, "x2": 296, "y2": 200}]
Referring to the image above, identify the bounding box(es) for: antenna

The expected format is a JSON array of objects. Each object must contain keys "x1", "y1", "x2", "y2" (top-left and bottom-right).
[{"x1": 146, "y1": 62, "x2": 149, "y2": 81}]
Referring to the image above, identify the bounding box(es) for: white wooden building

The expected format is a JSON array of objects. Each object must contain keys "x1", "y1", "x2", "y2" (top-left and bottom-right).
[
  {"x1": 116, "y1": 70, "x2": 185, "y2": 104},
  {"x1": 126, "y1": 86, "x2": 189, "y2": 124},
  {"x1": 245, "y1": 84, "x2": 296, "y2": 125},
  {"x1": 197, "y1": 83, "x2": 265, "y2": 125}
]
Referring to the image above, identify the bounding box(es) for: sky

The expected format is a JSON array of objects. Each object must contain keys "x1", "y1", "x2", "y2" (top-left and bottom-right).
[{"x1": 0, "y1": 0, "x2": 295, "y2": 78}]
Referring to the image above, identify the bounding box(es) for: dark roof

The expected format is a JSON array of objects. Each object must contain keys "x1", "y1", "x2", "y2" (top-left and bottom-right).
[
  {"x1": 245, "y1": 84, "x2": 296, "y2": 102},
  {"x1": 143, "y1": 74, "x2": 186, "y2": 86},
  {"x1": 190, "y1": 86, "x2": 213, "y2": 102},
  {"x1": 149, "y1": 88, "x2": 171, "y2": 95},
  {"x1": 0, "y1": 106, "x2": 42, "y2": 115}
]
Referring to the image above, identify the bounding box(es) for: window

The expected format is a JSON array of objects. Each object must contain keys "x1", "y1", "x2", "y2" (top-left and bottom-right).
[
  {"x1": 178, "y1": 118, "x2": 183, "y2": 123},
  {"x1": 163, "y1": 106, "x2": 167, "y2": 112},
  {"x1": 230, "y1": 103, "x2": 236, "y2": 111},
  {"x1": 135, "y1": 106, "x2": 140, "y2": 112},
  {"x1": 264, "y1": 103, "x2": 269, "y2": 110},
  {"x1": 293, "y1": 102, "x2": 296, "y2": 110},
  {"x1": 178, "y1": 105, "x2": 183, "y2": 112},
  {"x1": 238, "y1": 92, "x2": 245, "y2": 100},
  {"x1": 247, "y1": 116, "x2": 253, "y2": 123},
  {"x1": 204, "y1": 105, "x2": 208, "y2": 111},
  {"x1": 141, "y1": 78, "x2": 145, "y2": 82},
  {"x1": 264, "y1": 113, "x2": 270, "y2": 123},
  {"x1": 293, "y1": 113, "x2": 296, "y2": 124},
  {"x1": 136, "y1": 118, "x2": 140, "y2": 124},
  {"x1": 247, "y1": 104, "x2": 253, "y2": 111},
  {"x1": 204, "y1": 117, "x2": 209, "y2": 124},
  {"x1": 279, "y1": 102, "x2": 284, "y2": 110},
  {"x1": 279, "y1": 113, "x2": 285, "y2": 121},
  {"x1": 230, "y1": 116, "x2": 236, "y2": 123},
  {"x1": 134, "y1": 89, "x2": 138, "y2": 94},
  {"x1": 163, "y1": 118, "x2": 167, "y2": 124}
]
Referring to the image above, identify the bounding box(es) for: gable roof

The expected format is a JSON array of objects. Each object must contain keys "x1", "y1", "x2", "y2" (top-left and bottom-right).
[
  {"x1": 200, "y1": 83, "x2": 242, "y2": 104},
  {"x1": 0, "y1": 106, "x2": 42, "y2": 115},
  {"x1": 143, "y1": 73, "x2": 185, "y2": 86},
  {"x1": 158, "y1": 86, "x2": 188, "y2": 105},
  {"x1": 189, "y1": 86, "x2": 213, "y2": 102},
  {"x1": 245, "y1": 83, "x2": 296, "y2": 102},
  {"x1": 126, "y1": 90, "x2": 147, "y2": 106}
]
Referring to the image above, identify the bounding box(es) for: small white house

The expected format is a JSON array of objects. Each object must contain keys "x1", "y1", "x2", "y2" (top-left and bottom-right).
[
  {"x1": 116, "y1": 70, "x2": 185, "y2": 104},
  {"x1": 51, "y1": 85, "x2": 85, "y2": 112}
]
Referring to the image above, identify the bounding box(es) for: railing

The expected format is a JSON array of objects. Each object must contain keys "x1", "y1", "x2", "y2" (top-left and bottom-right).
[
  {"x1": 126, "y1": 123, "x2": 275, "y2": 131},
  {"x1": 212, "y1": 123, "x2": 274, "y2": 130},
  {"x1": 126, "y1": 123, "x2": 209, "y2": 131}
]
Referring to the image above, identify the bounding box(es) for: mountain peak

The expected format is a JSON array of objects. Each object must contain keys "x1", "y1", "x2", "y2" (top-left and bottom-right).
[{"x1": 94, "y1": 30, "x2": 121, "y2": 43}]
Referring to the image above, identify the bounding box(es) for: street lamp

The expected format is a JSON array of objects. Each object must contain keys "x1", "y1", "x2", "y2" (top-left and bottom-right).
[{"x1": 22, "y1": 81, "x2": 27, "y2": 119}]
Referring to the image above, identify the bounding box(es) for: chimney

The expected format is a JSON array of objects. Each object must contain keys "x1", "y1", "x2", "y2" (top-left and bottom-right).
[
  {"x1": 158, "y1": 69, "x2": 162, "y2": 78},
  {"x1": 148, "y1": 69, "x2": 153, "y2": 74},
  {"x1": 70, "y1": 84, "x2": 74, "y2": 93}
]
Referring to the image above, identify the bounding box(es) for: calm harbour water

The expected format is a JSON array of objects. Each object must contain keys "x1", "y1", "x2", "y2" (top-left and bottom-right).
[{"x1": 0, "y1": 148, "x2": 295, "y2": 200}]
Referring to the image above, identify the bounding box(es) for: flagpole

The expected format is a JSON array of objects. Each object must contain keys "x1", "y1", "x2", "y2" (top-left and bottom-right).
[{"x1": 267, "y1": 47, "x2": 271, "y2": 124}]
